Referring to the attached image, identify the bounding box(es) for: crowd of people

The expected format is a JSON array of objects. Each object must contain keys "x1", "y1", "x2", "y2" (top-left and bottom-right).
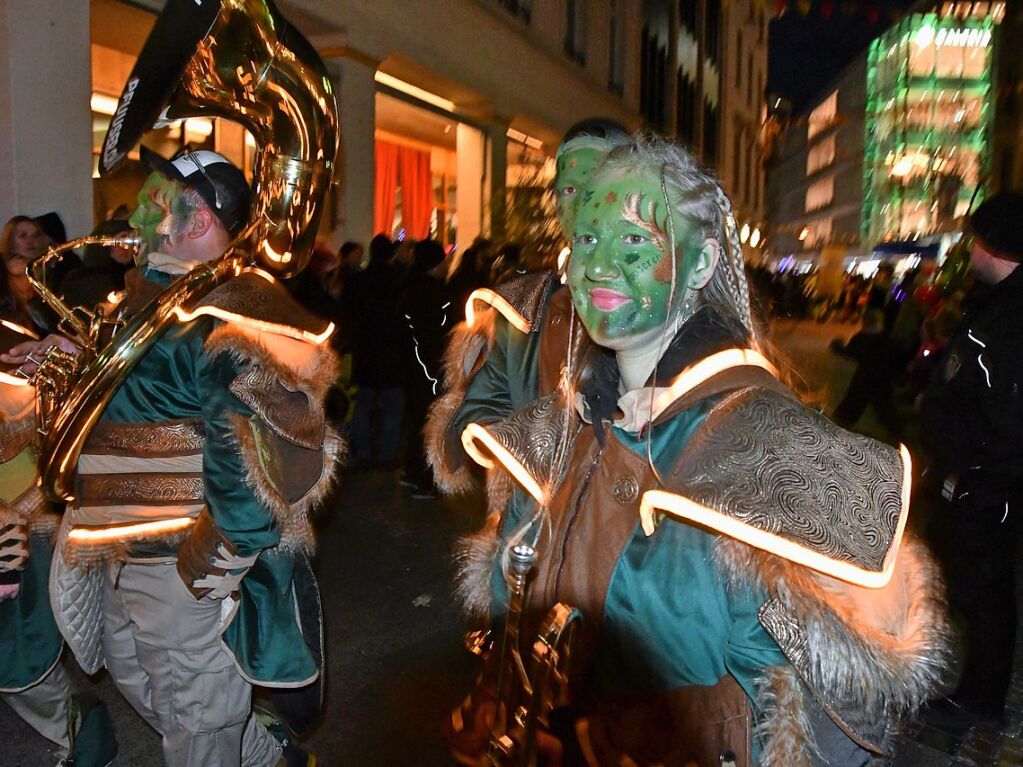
[{"x1": 2, "y1": 119, "x2": 1022, "y2": 766}]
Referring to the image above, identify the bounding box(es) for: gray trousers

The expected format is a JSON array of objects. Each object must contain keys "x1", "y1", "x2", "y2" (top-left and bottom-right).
[
  {"x1": 1, "y1": 660, "x2": 71, "y2": 756},
  {"x1": 102, "y1": 561, "x2": 282, "y2": 767}
]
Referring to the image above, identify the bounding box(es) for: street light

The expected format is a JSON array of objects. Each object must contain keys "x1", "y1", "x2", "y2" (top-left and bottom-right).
[{"x1": 740, "y1": 223, "x2": 751, "y2": 243}]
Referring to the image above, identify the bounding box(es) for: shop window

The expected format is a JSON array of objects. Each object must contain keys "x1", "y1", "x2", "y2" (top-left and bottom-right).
[{"x1": 805, "y1": 177, "x2": 835, "y2": 212}]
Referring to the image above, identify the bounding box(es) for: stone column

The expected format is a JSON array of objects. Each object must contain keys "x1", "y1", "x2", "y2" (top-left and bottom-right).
[
  {"x1": 0, "y1": 0, "x2": 93, "y2": 238},
  {"x1": 330, "y1": 53, "x2": 378, "y2": 250},
  {"x1": 456, "y1": 122, "x2": 485, "y2": 250},
  {"x1": 485, "y1": 120, "x2": 509, "y2": 239}
]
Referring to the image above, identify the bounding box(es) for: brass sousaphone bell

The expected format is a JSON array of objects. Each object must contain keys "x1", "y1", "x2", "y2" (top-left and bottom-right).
[{"x1": 29, "y1": 0, "x2": 339, "y2": 500}]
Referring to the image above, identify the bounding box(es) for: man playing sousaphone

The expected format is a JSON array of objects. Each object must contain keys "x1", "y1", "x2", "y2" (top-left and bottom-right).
[
  {"x1": 1, "y1": 0, "x2": 341, "y2": 764},
  {"x1": 447, "y1": 137, "x2": 951, "y2": 765},
  {"x1": 5, "y1": 145, "x2": 339, "y2": 767}
]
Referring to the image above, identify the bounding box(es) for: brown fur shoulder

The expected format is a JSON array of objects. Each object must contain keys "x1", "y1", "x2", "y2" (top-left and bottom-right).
[
  {"x1": 717, "y1": 534, "x2": 951, "y2": 720},
  {"x1": 204, "y1": 323, "x2": 340, "y2": 402},
  {"x1": 228, "y1": 411, "x2": 345, "y2": 553}
]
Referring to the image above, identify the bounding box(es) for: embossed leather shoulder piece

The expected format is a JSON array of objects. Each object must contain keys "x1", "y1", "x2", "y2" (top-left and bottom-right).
[
  {"x1": 460, "y1": 392, "x2": 575, "y2": 504},
  {"x1": 642, "y1": 387, "x2": 911, "y2": 589},
  {"x1": 466, "y1": 270, "x2": 557, "y2": 334},
  {"x1": 182, "y1": 270, "x2": 332, "y2": 341}
]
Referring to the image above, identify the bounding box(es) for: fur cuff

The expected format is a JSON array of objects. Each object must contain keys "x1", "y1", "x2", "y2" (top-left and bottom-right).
[
  {"x1": 718, "y1": 535, "x2": 951, "y2": 723},
  {"x1": 0, "y1": 485, "x2": 56, "y2": 536},
  {"x1": 756, "y1": 665, "x2": 816, "y2": 767}
]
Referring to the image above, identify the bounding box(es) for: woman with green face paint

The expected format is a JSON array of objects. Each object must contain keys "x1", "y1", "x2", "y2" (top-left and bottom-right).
[{"x1": 449, "y1": 137, "x2": 950, "y2": 766}]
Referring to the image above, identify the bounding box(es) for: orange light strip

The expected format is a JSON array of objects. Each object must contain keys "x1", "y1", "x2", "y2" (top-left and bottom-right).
[
  {"x1": 68, "y1": 516, "x2": 195, "y2": 543},
  {"x1": 0, "y1": 319, "x2": 40, "y2": 340},
  {"x1": 172, "y1": 305, "x2": 334, "y2": 345},
  {"x1": 461, "y1": 422, "x2": 546, "y2": 504},
  {"x1": 638, "y1": 445, "x2": 914, "y2": 590},
  {"x1": 649, "y1": 348, "x2": 778, "y2": 415},
  {"x1": 0, "y1": 370, "x2": 32, "y2": 387},
  {"x1": 464, "y1": 289, "x2": 531, "y2": 334}
]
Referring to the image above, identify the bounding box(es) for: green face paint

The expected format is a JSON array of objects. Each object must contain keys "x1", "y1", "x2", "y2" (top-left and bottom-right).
[
  {"x1": 555, "y1": 145, "x2": 610, "y2": 240},
  {"x1": 128, "y1": 173, "x2": 184, "y2": 257},
  {"x1": 567, "y1": 169, "x2": 699, "y2": 352}
]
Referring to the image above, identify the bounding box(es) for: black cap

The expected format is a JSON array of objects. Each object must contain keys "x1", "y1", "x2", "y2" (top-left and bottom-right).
[
  {"x1": 140, "y1": 146, "x2": 250, "y2": 236},
  {"x1": 969, "y1": 193, "x2": 1023, "y2": 262}
]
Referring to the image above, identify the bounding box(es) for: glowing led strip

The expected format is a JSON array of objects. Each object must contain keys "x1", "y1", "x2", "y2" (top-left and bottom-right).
[
  {"x1": 464, "y1": 289, "x2": 531, "y2": 334},
  {"x1": 0, "y1": 319, "x2": 40, "y2": 340},
  {"x1": 639, "y1": 445, "x2": 913, "y2": 589},
  {"x1": 0, "y1": 370, "x2": 32, "y2": 387},
  {"x1": 68, "y1": 516, "x2": 195, "y2": 543},
  {"x1": 642, "y1": 348, "x2": 778, "y2": 420},
  {"x1": 461, "y1": 422, "x2": 546, "y2": 504},
  {"x1": 172, "y1": 305, "x2": 334, "y2": 344}
]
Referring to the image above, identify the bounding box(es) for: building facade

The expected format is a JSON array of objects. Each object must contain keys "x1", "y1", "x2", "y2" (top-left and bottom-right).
[
  {"x1": 765, "y1": 57, "x2": 867, "y2": 264},
  {"x1": 640, "y1": 0, "x2": 770, "y2": 253},
  {"x1": 1, "y1": 0, "x2": 644, "y2": 253},
  {"x1": 766, "y1": 0, "x2": 1006, "y2": 270}
]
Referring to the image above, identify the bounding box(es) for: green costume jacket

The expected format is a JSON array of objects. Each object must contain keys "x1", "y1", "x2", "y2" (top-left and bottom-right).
[
  {"x1": 50, "y1": 266, "x2": 342, "y2": 687},
  {"x1": 434, "y1": 289, "x2": 951, "y2": 766}
]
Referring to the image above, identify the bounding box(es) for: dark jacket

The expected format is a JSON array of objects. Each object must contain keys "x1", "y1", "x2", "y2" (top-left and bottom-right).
[
  {"x1": 342, "y1": 257, "x2": 406, "y2": 388},
  {"x1": 920, "y1": 266, "x2": 1023, "y2": 506},
  {"x1": 399, "y1": 271, "x2": 451, "y2": 393}
]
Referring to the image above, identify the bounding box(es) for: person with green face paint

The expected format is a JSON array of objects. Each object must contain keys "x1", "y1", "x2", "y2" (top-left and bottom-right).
[
  {"x1": 3, "y1": 147, "x2": 335, "y2": 767},
  {"x1": 449, "y1": 136, "x2": 951, "y2": 766},
  {"x1": 426, "y1": 118, "x2": 631, "y2": 506}
]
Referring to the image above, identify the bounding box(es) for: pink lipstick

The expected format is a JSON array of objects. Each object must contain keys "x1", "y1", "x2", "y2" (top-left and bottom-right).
[{"x1": 590, "y1": 288, "x2": 632, "y2": 311}]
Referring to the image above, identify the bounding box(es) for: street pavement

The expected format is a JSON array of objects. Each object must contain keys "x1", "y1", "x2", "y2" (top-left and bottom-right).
[{"x1": 3, "y1": 317, "x2": 1022, "y2": 765}]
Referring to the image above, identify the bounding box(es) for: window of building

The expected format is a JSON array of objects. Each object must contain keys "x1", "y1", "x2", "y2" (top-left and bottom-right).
[
  {"x1": 805, "y1": 176, "x2": 835, "y2": 212},
  {"x1": 608, "y1": 0, "x2": 625, "y2": 94},
  {"x1": 679, "y1": 0, "x2": 698, "y2": 36},
  {"x1": 747, "y1": 52, "x2": 754, "y2": 106},
  {"x1": 807, "y1": 91, "x2": 838, "y2": 139},
  {"x1": 678, "y1": 71, "x2": 697, "y2": 145},
  {"x1": 806, "y1": 134, "x2": 836, "y2": 175},
  {"x1": 733, "y1": 130, "x2": 742, "y2": 192},
  {"x1": 497, "y1": 0, "x2": 532, "y2": 23},
  {"x1": 705, "y1": 1, "x2": 720, "y2": 63},
  {"x1": 641, "y1": 24, "x2": 669, "y2": 130},
  {"x1": 564, "y1": 0, "x2": 587, "y2": 64}
]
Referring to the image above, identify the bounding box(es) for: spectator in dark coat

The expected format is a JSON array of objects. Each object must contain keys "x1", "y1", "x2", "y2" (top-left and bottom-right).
[
  {"x1": 829, "y1": 308, "x2": 904, "y2": 440},
  {"x1": 398, "y1": 239, "x2": 451, "y2": 497},
  {"x1": 920, "y1": 193, "x2": 1023, "y2": 731},
  {"x1": 344, "y1": 234, "x2": 406, "y2": 468}
]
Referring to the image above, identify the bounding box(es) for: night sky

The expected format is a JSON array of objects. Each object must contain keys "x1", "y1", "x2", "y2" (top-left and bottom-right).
[{"x1": 768, "y1": 0, "x2": 919, "y2": 112}]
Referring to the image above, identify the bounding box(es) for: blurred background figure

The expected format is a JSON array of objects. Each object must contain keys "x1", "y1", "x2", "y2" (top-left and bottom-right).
[
  {"x1": 0, "y1": 215, "x2": 52, "y2": 334},
  {"x1": 59, "y1": 209, "x2": 134, "y2": 311},
  {"x1": 446, "y1": 236, "x2": 491, "y2": 323},
  {"x1": 344, "y1": 234, "x2": 406, "y2": 469},
  {"x1": 399, "y1": 239, "x2": 451, "y2": 499}
]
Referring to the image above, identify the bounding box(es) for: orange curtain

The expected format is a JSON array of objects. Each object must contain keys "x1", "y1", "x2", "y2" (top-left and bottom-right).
[
  {"x1": 398, "y1": 146, "x2": 433, "y2": 240},
  {"x1": 374, "y1": 140, "x2": 400, "y2": 236}
]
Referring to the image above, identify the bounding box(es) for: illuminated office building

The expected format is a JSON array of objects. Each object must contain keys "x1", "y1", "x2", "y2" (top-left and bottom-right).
[{"x1": 861, "y1": 6, "x2": 999, "y2": 243}]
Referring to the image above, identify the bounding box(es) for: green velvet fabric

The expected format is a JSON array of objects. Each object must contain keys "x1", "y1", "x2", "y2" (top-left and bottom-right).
[
  {"x1": 601, "y1": 411, "x2": 785, "y2": 704},
  {"x1": 95, "y1": 267, "x2": 315, "y2": 685},
  {"x1": 0, "y1": 535, "x2": 62, "y2": 691}
]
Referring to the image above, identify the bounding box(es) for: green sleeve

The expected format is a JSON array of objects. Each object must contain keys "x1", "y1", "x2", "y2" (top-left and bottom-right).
[
  {"x1": 196, "y1": 338, "x2": 280, "y2": 557},
  {"x1": 724, "y1": 585, "x2": 787, "y2": 707}
]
